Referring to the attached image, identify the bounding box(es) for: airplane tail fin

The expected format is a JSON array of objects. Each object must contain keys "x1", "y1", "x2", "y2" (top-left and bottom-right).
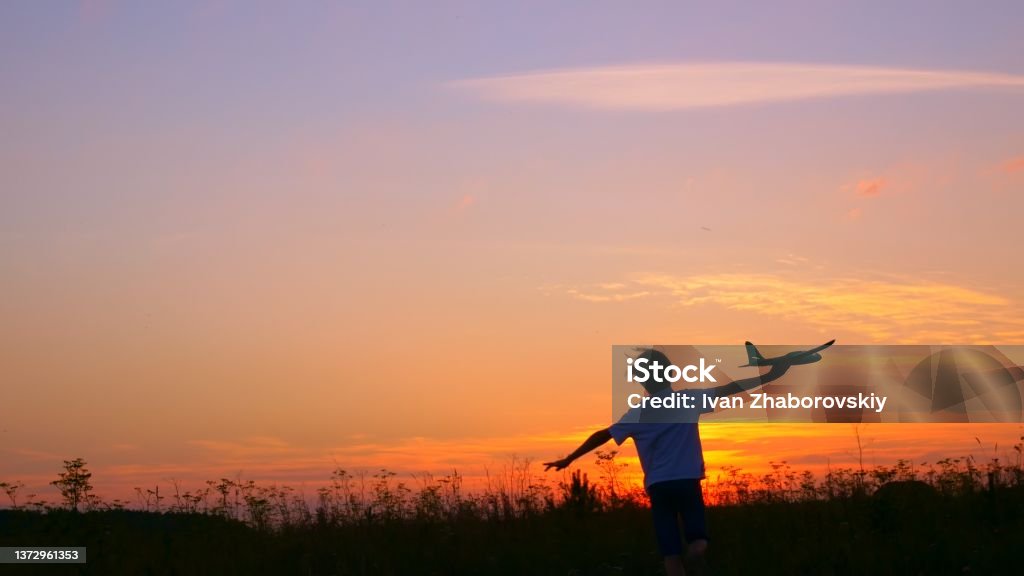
[{"x1": 744, "y1": 341, "x2": 764, "y2": 366}]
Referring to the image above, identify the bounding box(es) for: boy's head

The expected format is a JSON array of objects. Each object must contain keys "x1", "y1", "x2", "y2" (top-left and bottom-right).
[{"x1": 633, "y1": 348, "x2": 674, "y2": 394}]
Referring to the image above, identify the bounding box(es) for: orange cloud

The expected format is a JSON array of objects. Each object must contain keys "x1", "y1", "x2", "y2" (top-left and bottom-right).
[
  {"x1": 855, "y1": 178, "x2": 886, "y2": 197},
  {"x1": 1000, "y1": 156, "x2": 1024, "y2": 174},
  {"x1": 456, "y1": 194, "x2": 477, "y2": 210}
]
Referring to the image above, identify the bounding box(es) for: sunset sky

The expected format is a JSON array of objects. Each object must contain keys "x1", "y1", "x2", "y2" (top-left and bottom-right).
[{"x1": 2, "y1": 1, "x2": 1024, "y2": 500}]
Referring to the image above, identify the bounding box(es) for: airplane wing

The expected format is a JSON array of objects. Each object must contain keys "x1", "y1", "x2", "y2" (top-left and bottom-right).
[
  {"x1": 778, "y1": 339, "x2": 836, "y2": 363},
  {"x1": 803, "y1": 339, "x2": 836, "y2": 355}
]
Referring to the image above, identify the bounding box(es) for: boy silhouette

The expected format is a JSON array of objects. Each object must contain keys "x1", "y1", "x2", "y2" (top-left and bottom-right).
[{"x1": 545, "y1": 348, "x2": 795, "y2": 576}]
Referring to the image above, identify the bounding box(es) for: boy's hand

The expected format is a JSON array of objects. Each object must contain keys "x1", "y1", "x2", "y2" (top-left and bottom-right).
[{"x1": 544, "y1": 457, "x2": 572, "y2": 471}]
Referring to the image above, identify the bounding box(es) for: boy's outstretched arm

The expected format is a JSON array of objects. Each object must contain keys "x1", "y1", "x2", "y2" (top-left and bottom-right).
[
  {"x1": 544, "y1": 428, "x2": 612, "y2": 471},
  {"x1": 712, "y1": 362, "x2": 792, "y2": 398}
]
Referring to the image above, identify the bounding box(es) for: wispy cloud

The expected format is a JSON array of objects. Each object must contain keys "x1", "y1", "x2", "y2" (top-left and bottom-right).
[
  {"x1": 454, "y1": 62, "x2": 1024, "y2": 111},
  {"x1": 560, "y1": 272, "x2": 1024, "y2": 342},
  {"x1": 647, "y1": 273, "x2": 1024, "y2": 342},
  {"x1": 775, "y1": 254, "x2": 811, "y2": 266},
  {"x1": 565, "y1": 285, "x2": 652, "y2": 303}
]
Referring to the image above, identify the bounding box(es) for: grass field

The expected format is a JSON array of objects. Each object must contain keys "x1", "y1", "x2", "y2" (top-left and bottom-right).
[{"x1": 2, "y1": 452, "x2": 1023, "y2": 575}]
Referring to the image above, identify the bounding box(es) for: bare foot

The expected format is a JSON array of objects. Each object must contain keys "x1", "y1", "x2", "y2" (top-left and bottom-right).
[
  {"x1": 687, "y1": 538, "x2": 708, "y2": 558},
  {"x1": 684, "y1": 539, "x2": 711, "y2": 576}
]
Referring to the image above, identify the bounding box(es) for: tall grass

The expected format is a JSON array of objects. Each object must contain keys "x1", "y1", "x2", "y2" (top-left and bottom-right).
[
  {"x1": 3, "y1": 436, "x2": 1023, "y2": 526},
  {"x1": 2, "y1": 439, "x2": 1023, "y2": 575}
]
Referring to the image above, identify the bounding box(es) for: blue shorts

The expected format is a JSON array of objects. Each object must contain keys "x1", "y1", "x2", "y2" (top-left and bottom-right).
[{"x1": 646, "y1": 478, "x2": 708, "y2": 557}]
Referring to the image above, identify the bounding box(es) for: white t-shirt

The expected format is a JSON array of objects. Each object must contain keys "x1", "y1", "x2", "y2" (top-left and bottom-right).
[{"x1": 608, "y1": 387, "x2": 717, "y2": 488}]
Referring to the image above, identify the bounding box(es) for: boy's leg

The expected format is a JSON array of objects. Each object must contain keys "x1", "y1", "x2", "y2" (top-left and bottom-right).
[
  {"x1": 648, "y1": 481, "x2": 687, "y2": 575},
  {"x1": 679, "y1": 479, "x2": 711, "y2": 574},
  {"x1": 680, "y1": 479, "x2": 709, "y2": 552}
]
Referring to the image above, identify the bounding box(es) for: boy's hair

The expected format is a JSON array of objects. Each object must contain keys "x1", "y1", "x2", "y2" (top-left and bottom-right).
[{"x1": 633, "y1": 348, "x2": 673, "y2": 393}]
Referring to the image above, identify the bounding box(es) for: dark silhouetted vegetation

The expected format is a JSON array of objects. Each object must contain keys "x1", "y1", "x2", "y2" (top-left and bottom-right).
[{"x1": 2, "y1": 441, "x2": 1024, "y2": 575}]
